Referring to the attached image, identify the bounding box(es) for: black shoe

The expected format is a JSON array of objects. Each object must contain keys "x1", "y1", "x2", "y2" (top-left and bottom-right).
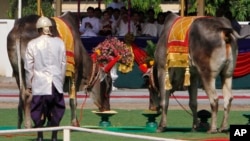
[
  {"x1": 51, "y1": 138, "x2": 57, "y2": 141},
  {"x1": 36, "y1": 137, "x2": 43, "y2": 141},
  {"x1": 51, "y1": 131, "x2": 57, "y2": 141},
  {"x1": 36, "y1": 131, "x2": 43, "y2": 141}
]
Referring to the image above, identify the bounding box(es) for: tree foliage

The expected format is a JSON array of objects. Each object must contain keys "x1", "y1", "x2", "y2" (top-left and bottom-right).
[
  {"x1": 105, "y1": 0, "x2": 162, "y2": 17},
  {"x1": 188, "y1": 0, "x2": 250, "y2": 21},
  {"x1": 8, "y1": 0, "x2": 54, "y2": 18},
  {"x1": 8, "y1": 0, "x2": 250, "y2": 21}
]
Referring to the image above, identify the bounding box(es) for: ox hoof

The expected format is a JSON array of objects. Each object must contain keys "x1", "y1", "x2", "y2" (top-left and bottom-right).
[
  {"x1": 219, "y1": 128, "x2": 229, "y2": 133},
  {"x1": 207, "y1": 129, "x2": 218, "y2": 134},
  {"x1": 71, "y1": 120, "x2": 80, "y2": 127},
  {"x1": 156, "y1": 127, "x2": 166, "y2": 132},
  {"x1": 191, "y1": 128, "x2": 198, "y2": 132}
]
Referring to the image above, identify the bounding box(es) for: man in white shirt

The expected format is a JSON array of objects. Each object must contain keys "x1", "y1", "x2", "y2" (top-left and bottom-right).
[
  {"x1": 24, "y1": 16, "x2": 66, "y2": 141},
  {"x1": 117, "y1": 12, "x2": 136, "y2": 36},
  {"x1": 142, "y1": 9, "x2": 157, "y2": 37},
  {"x1": 79, "y1": 6, "x2": 100, "y2": 36}
]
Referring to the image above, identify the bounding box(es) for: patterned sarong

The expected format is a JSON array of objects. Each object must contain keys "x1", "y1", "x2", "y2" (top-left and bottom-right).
[{"x1": 53, "y1": 17, "x2": 75, "y2": 77}]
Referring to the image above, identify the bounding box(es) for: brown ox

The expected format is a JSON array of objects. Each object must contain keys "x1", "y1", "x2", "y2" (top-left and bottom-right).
[
  {"x1": 148, "y1": 13, "x2": 248, "y2": 133},
  {"x1": 7, "y1": 12, "x2": 112, "y2": 129}
]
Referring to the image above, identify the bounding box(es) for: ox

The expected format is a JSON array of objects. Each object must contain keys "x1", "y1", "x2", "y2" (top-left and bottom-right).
[
  {"x1": 7, "y1": 12, "x2": 112, "y2": 129},
  {"x1": 148, "y1": 13, "x2": 248, "y2": 133}
]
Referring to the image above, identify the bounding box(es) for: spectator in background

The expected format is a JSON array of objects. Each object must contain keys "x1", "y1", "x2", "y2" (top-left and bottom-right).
[
  {"x1": 120, "y1": 6, "x2": 127, "y2": 15},
  {"x1": 99, "y1": 11, "x2": 115, "y2": 36},
  {"x1": 142, "y1": 9, "x2": 157, "y2": 37},
  {"x1": 79, "y1": 6, "x2": 100, "y2": 36},
  {"x1": 111, "y1": 8, "x2": 121, "y2": 22},
  {"x1": 106, "y1": 7, "x2": 114, "y2": 18},
  {"x1": 155, "y1": 12, "x2": 165, "y2": 37},
  {"x1": 132, "y1": 11, "x2": 143, "y2": 36},
  {"x1": 94, "y1": 7, "x2": 103, "y2": 20},
  {"x1": 138, "y1": 11, "x2": 145, "y2": 26},
  {"x1": 116, "y1": 11, "x2": 136, "y2": 36},
  {"x1": 111, "y1": 8, "x2": 121, "y2": 35},
  {"x1": 107, "y1": 0, "x2": 125, "y2": 10}
]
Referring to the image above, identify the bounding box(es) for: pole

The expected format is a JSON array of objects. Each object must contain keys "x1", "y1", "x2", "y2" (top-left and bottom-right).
[
  {"x1": 37, "y1": 0, "x2": 41, "y2": 15},
  {"x1": 55, "y1": 0, "x2": 62, "y2": 16},
  {"x1": 98, "y1": 0, "x2": 102, "y2": 9},
  {"x1": 197, "y1": 0, "x2": 205, "y2": 16},
  {"x1": 180, "y1": 0, "x2": 185, "y2": 16},
  {"x1": 128, "y1": 0, "x2": 131, "y2": 33},
  {"x1": 78, "y1": 0, "x2": 81, "y2": 27},
  {"x1": 18, "y1": 0, "x2": 22, "y2": 18}
]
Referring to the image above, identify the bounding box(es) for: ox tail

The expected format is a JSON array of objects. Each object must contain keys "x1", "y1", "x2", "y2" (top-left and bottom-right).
[
  {"x1": 16, "y1": 38, "x2": 23, "y2": 90},
  {"x1": 220, "y1": 28, "x2": 250, "y2": 39},
  {"x1": 232, "y1": 30, "x2": 250, "y2": 39}
]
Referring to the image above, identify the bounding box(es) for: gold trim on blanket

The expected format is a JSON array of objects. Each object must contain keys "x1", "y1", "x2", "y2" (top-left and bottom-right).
[{"x1": 53, "y1": 17, "x2": 75, "y2": 77}]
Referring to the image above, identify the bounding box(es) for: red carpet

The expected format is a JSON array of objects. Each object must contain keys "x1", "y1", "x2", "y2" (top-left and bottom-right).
[{"x1": 203, "y1": 138, "x2": 229, "y2": 141}]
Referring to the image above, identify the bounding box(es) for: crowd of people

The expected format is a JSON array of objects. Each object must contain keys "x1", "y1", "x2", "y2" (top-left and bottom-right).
[{"x1": 79, "y1": 1, "x2": 170, "y2": 37}]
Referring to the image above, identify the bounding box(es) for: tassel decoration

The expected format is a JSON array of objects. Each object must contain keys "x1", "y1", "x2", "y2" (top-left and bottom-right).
[
  {"x1": 69, "y1": 78, "x2": 76, "y2": 99},
  {"x1": 184, "y1": 67, "x2": 190, "y2": 86},
  {"x1": 139, "y1": 64, "x2": 148, "y2": 73},
  {"x1": 165, "y1": 70, "x2": 172, "y2": 90}
]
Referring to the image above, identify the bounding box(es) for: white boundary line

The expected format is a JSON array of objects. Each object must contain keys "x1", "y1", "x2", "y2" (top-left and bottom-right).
[{"x1": 0, "y1": 126, "x2": 187, "y2": 141}]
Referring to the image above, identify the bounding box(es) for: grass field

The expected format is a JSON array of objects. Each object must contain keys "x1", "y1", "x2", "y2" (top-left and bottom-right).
[{"x1": 0, "y1": 108, "x2": 249, "y2": 141}]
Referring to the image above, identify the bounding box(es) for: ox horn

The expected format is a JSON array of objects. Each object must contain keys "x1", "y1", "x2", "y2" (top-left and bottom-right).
[
  {"x1": 232, "y1": 30, "x2": 250, "y2": 39},
  {"x1": 221, "y1": 28, "x2": 250, "y2": 39}
]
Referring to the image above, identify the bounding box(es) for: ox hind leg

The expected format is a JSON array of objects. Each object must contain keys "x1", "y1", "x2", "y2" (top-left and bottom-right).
[
  {"x1": 156, "y1": 67, "x2": 171, "y2": 132},
  {"x1": 17, "y1": 92, "x2": 23, "y2": 129},
  {"x1": 219, "y1": 75, "x2": 233, "y2": 132},
  {"x1": 201, "y1": 77, "x2": 219, "y2": 133},
  {"x1": 15, "y1": 74, "x2": 32, "y2": 129},
  {"x1": 68, "y1": 76, "x2": 80, "y2": 127}
]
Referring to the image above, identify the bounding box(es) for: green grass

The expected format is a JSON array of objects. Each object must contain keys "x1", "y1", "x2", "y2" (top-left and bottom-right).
[{"x1": 0, "y1": 108, "x2": 249, "y2": 141}]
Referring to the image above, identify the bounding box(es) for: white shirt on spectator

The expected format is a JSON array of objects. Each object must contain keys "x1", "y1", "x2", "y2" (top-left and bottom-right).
[
  {"x1": 156, "y1": 23, "x2": 164, "y2": 37},
  {"x1": 79, "y1": 17, "x2": 100, "y2": 36},
  {"x1": 142, "y1": 23, "x2": 158, "y2": 37},
  {"x1": 117, "y1": 20, "x2": 136, "y2": 36}
]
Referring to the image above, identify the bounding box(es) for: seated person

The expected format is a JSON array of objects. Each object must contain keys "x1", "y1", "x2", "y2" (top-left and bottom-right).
[
  {"x1": 116, "y1": 12, "x2": 136, "y2": 36},
  {"x1": 99, "y1": 11, "x2": 115, "y2": 36},
  {"x1": 142, "y1": 9, "x2": 157, "y2": 37},
  {"x1": 79, "y1": 6, "x2": 100, "y2": 36},
  {"x1": 156, "y1": 12, "x2": 165, "y2": 37},
  {"x1": 132, "y1": 11, "x2": 144, "y2": 36}
]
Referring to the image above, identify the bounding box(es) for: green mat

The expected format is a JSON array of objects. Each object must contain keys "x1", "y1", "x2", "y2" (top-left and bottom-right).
[{"x1": 0, "y1": 126, "x2": 17, "y2": 130}]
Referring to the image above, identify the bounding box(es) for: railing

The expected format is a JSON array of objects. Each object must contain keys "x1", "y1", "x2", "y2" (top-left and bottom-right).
[{"x1": 0, "y1": 126, "x2": 185, "y2": 141}]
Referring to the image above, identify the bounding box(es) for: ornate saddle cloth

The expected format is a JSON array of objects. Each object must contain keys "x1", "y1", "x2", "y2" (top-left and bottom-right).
[
  {"x1": 166, "y1": 16, "x2": 199, "y2": 68},
  {"x1": 53, "y1": 17, "x2": 75, "y2": 77},
  {"x1": 164, "y1": 16, "x2": 201, "y2": 89}
]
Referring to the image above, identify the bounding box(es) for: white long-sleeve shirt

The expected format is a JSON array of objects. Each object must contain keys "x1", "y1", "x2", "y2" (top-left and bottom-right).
[
  {"x1": 24, "y1": 35, "x2": 66, "y2": 95},
  {"x1": 79, "y1": 17, "x2": 100, "y2": 36},
  {"x1": 117, "y1": 20, "x2": 136, "y2": 36}
]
